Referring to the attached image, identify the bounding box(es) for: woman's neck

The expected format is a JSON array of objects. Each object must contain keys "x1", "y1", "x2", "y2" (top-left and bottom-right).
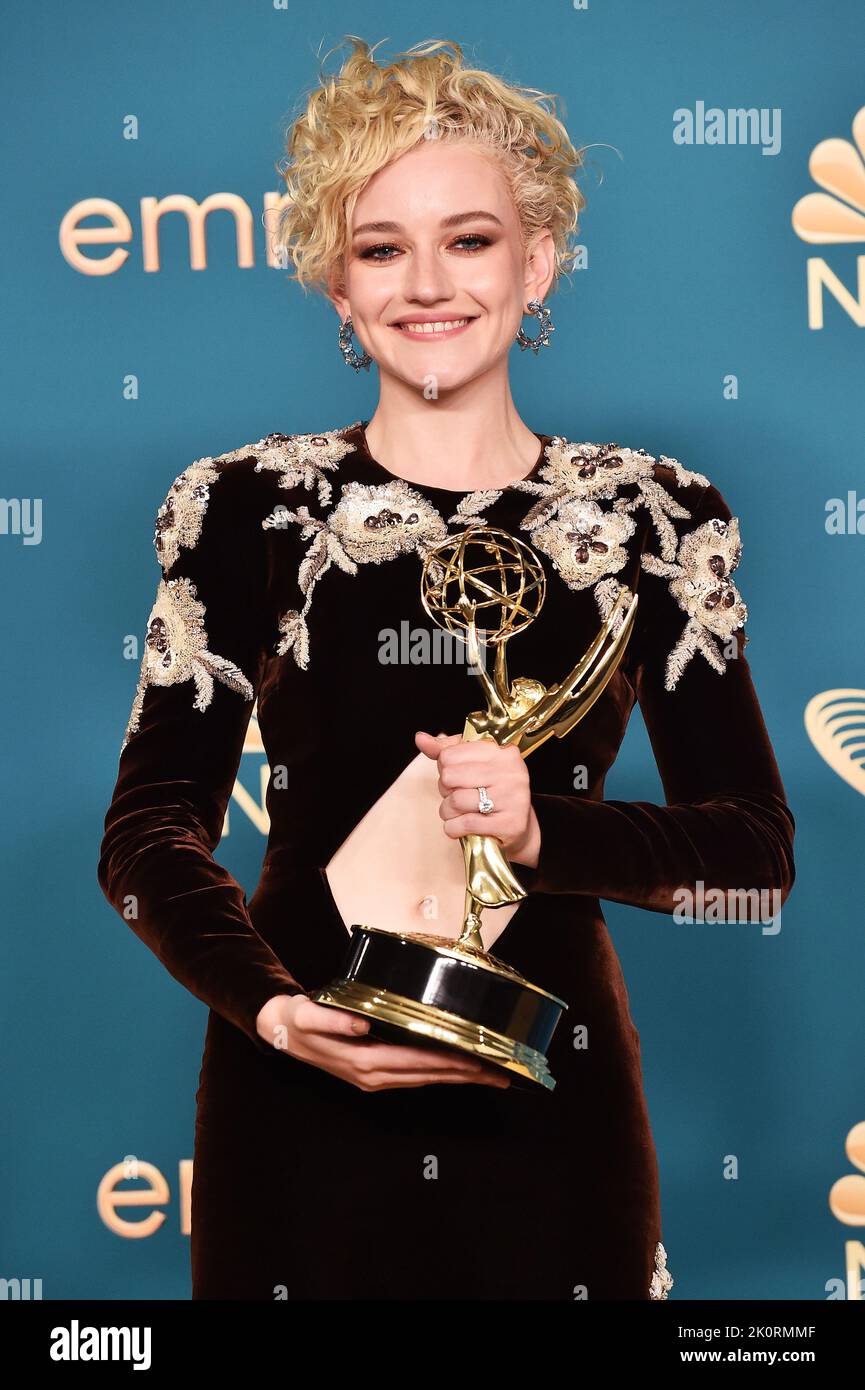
[{"x1": 362, "y1": 376, "x2": 543, "y2": 492}]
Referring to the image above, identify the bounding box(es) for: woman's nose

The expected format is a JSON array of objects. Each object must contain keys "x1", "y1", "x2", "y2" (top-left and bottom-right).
[{"x1": 400, "y1": 243, "x2": 456, "y2": 303}]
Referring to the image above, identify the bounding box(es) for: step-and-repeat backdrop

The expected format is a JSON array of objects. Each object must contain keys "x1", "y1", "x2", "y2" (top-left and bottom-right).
[{"x1": 3, "y1": 0, "x2": 864, "y2": 1299}]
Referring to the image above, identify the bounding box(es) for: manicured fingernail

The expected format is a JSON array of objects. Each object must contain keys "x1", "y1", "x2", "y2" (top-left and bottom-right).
[{"x1": 351, "y1": 1018, "x2": 369, "y2": 1033}]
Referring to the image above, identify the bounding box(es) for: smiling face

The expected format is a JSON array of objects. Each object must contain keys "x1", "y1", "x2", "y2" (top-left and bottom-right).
[{"x1": 329, "y1": 139, "x2": 555, "y2": 393}]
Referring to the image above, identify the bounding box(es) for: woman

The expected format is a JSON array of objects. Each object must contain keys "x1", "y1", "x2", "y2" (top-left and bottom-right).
[{"x1": 97, "y1": 37, "x2": 796, "y2": 1300}]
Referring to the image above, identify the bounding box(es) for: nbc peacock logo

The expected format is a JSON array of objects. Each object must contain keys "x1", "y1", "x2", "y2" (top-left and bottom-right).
[
  {"x1": 804, "y1": 690, "x2": 865, "y2": 797},
  {"x1": 791, "y1": 105, "x2": 865, "y2": 329}
]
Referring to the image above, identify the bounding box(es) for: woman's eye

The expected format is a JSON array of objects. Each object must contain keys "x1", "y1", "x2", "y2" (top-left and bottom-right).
[
  {"x1": 359, "y1": 243, "x2": 401, "y2": 261},
  {"x1": 451, "y1": 234, "x2": 492, "y2": 253},
  {"x1": 358, "y1": 234, "x2": 493, "y2": 262}
]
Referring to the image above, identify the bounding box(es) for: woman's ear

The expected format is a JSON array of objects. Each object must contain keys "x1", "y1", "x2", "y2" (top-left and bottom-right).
[
  {"x1": 523, "y1": 228, "x2": 557, "y2": 306},
  {"x1": 326, "y1": 266, "x2": 350, "y2": 323}
]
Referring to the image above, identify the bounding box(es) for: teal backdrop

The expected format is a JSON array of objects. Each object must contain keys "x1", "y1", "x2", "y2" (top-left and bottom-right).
[{"x1": 2, "y1": 0, "x2": 864, "y2": 1300}]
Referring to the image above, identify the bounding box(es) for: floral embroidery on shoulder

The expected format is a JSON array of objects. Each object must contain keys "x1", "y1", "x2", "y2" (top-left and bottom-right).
[
  {"x1": 649, "y1": 1241, "x2": 674, "y2": 1299},
  {"x1": 641, "y1": 514, "x2": 748, "y2": 690},
  {"x1": 153, "y1": 425, "x2": 361, "y2": 574},
  {"x1": 522, "y1": 438, "x2": 658, "y2": 502},
  {"x1": 122, "y1": 576, "x2": 254, "y2": 750},
  {"x1": 219, "y1": 426, "x2": 359, "y2": 507},
  {"x1": 263, "y1": 479, "x2": 448, "y2": 669},
  {"x1": 154, "y1": 456, "x2": 222, "y2": 572},
  {"x1": 515, "y1": 438, "x2": 709, "y2": 563}
]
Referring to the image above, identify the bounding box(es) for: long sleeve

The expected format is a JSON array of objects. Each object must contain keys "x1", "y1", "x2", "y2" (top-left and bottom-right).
[
  {"x1": 97, "y1": 456, "x2": 306, "y2": 1053},
  {"x1": 527, "y1": 478, "x2": 796, "y2": 921}
]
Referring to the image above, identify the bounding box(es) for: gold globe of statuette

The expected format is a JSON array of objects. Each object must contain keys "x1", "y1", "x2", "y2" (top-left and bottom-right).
[{"x1": 420, "y1": 525, "x2": 545, "y2": 647}]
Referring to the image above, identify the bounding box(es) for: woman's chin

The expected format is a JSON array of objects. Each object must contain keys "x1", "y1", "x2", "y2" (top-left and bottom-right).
[
  {"x1": 377, "y1": 362, "x2": 463, "y2": 393},
  {"x1": 383, "y1": 352, "x2": 500, "y2": 394}
]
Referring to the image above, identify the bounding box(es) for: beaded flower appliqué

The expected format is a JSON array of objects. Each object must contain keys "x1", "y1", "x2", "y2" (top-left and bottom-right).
[
  {"x1": 528, "y1": 496, "x2": 637, "y2": 590},
  {"x1": 510, "y1": 439, "x2": 708, "y2": 619},
  {"x1": 263, "y1": 478, "x2": 449, "y2": 669},
  {"x1": 153, "y1": 456, "x2": 221, "y2": 572},
  {"x1": 219, "y1": 429, "x2": 356, "y2": 507},
  {"x1": 641, "y1": 516, "x2": 748, "y2": 691},
  {"x1": 122, "y1": 576, "x2": 254, "y2": 751},
  {"x1": 513, "y1": 437, "x2": 709, "y2": 563},
  {"x1": 649, "y1": 1241, "x2": 674, "y2": 1299}
]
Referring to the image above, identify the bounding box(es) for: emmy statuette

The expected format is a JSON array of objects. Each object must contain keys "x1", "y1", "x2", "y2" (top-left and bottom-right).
[{"x1": 310, "y1": 525, "x2": 638, "y2": 1090}]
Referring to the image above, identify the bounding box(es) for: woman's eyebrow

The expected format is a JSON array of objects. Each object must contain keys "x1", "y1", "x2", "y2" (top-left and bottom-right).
[{"x1": 352, "y1": 210, "x2": 505, "y2": 236}]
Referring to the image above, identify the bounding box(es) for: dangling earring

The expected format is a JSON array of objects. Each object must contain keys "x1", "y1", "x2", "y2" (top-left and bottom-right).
[
  {"x1": 338, "y1": 315, "x2": 373, "y2": 372},
  {"x1": 515, "y1": 299, "x2": 554, "y2": 354}
]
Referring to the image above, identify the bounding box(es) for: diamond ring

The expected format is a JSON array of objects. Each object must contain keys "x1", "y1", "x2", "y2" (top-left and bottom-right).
[{"x1": 477, "y1": 786, "x2": 495, "y2": 815}]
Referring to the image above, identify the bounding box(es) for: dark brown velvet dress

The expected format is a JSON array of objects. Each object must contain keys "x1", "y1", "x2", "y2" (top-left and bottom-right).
[{"x1": 97, "y1": 419, "x2": 795, "y2": 1300}]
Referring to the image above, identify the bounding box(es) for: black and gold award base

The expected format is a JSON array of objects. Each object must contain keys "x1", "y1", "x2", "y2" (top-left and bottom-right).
[{"x1": 309, "y1": 924, "x2": 567, "y2": 1091}]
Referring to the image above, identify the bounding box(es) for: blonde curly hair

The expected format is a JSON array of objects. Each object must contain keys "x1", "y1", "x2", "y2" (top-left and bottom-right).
[{"x1": 271, "y1": 36, "x2": 587, "y2": 297}]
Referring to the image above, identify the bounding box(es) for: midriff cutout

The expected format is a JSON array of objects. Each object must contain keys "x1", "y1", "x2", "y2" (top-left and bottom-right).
[{"x1": 323, "y1": 751, "x2": 522, "y2": 954}]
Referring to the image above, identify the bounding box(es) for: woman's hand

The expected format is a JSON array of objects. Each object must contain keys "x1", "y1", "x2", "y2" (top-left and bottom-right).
[
  {"x1": 255, "y1": 994, "x2": 511, "y2": 1090},
  {"x1": 414, "y1": 730, "x2": 541, "y2": 868}
]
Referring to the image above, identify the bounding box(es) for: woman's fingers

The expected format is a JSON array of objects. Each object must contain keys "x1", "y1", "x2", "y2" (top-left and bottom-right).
[
  {"x1": 415, "y1": 730, "x2": 463, "y2": 758},
  {"x1": 300, "y1": 1023, "x2": 509, "y2": 1086},
  {"x1": 416, "y1": 732, "x2": 522, "y2": 780},
  {"x1": 437, "y1": 763, "x2": 525, "y2": 795},
  {"x1": 356, "y1": 1069, "x2": 510, "y2": 1090},
  {"x1": 416, "y1": 737, "x2": 528, "y2": 835},
  {"x1": 439, "y1": 750, "x2": 522, "y2": 780},
  {"x1": 438, "y1": 786, "x2": 512, "y2": 818},
  {"x1": 354, "y1": 1054, "x2": 511, "y2": 1089},
  {"x1": 293, "y1": 999, "x2": 372, "y2": 1036},
  {"x1": 438, "y1": 740, "x2": 522, "y2": 768},
  {"x1": 341, "y1": 1035, "x2": 491, "y2": 1076},
  {"x1": 377, "y1": 1045, "x2": 498, "y2": 1078},
  {"x1": 284, "y1": 1000, "x2": 513, "y2": 1089},
  {"x1": 442, "y1": 810, "x2": 511, "y2": 839}
]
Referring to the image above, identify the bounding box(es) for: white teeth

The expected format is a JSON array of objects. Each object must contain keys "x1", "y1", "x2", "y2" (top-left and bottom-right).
[{"x1": 398, "y1": 319, "x2": 470, "y2": 334}]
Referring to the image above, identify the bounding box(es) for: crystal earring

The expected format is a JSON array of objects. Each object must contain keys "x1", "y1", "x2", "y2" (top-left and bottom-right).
[
  {"x1": 338, "y1": 315, "x2": 373, "y2": 372},
  {"x1": 515, "y1": 299, "x2": 555, "y2": 354}
]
